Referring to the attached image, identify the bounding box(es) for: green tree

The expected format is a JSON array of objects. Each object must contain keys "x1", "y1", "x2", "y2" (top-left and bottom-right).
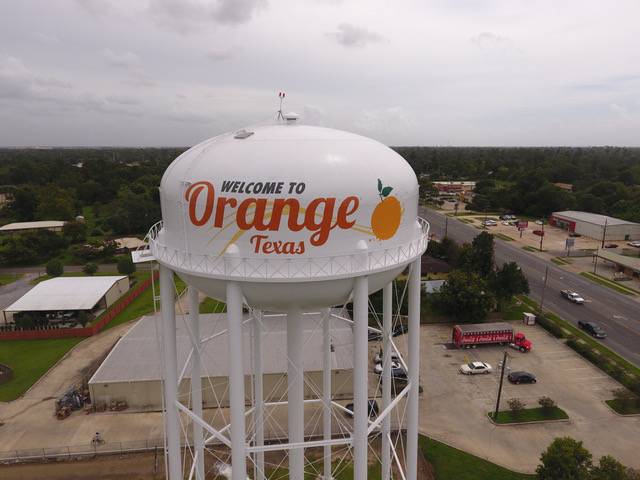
[
  {"x1": 35, "y1": 185, "x2": 76, "y2": 220},
  {"x1": 457, "y1": 232, "x2": 494, "y2": 276},
  {"x1": 490, "y1": 262, "x2": 530, "y2": 310},
  {"x1": 591, "y1": 455, "x2": 627, "y2": 480},
  {"x1": 46, "y1": 259, "x2": 63, "y2": 277},
  {"x1": 538, "y1": 396, "x2": 556, "y2": 411},
  {"x1": 434, "y1": 270, "x2": 494, "y2": 321},
  {"x1": 117, "y1": 256, "x2": 136, "y2": 276},
  {"x1": 63, "y1": 220, "x2": 87, "y2": 244},
  {"x1": 83, "y1": 263, "x2": 98, "y2": 275},
  {"x1": 536, "y1": 437, "x2": 592, "y2": 480},
  {"x1": 508, "y1": 398, "x2": 525, "y2": 418}
]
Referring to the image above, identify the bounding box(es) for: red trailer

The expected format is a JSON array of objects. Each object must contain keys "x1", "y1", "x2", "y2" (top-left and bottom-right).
[{"x1": 452, "y1": 322, "x2": 532, "y2": 352}]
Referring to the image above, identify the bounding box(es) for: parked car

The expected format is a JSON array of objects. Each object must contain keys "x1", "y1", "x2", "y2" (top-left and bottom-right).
[
  {"x1": 373, "y1": 361, "x2": 407, "y2": 380},
  {"x1": 569, "y1": 232, "x2": 582, "y2": 238},
  {"x1": 578, "y1": 321, "x2": 607, "y2": 339},
  {"x1": 561, "y1": 289, "x2": 585, "y2": 304},
  {"x1": 533, "y1": 229, "x2": 544, "y2": 236},
  {"x1": 604, "y1": 243, "x2": 619, "y2": 249},
  {"x1": 344, "y1": 400, "x2": 380, "y2": 418},
  {"x1": 374, "y1": 350, "x2": 400, "y2": 364},
  {"x1": 501, "y1": 221, "x2": 511, "y2": 226},
  {"x1": 535, "y1": 220, "x2": 544, "y2": 225},
  {"x1": 459, "y1": 361, "x2": 492, "y2": 375},
  {"x1": 508, "y1": 371, "x2": 537, "y2": 384},
  {"x1": 628, "y1": 241, "x2": 640, "y2": 248},
  {"x1": 392, "y1": 324, "x2": 409, "y2": 337},
  {"x1": 482, "y1": 219, "x2": 497, "y2": 226},
  {"x1": 368, "y1": 330, "x2": 383, "y2": 342}
]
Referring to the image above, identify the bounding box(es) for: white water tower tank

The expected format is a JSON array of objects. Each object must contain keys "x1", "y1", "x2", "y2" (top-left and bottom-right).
[{"x1": 151, "y1": 123, "x2": 427, "y2": 310}]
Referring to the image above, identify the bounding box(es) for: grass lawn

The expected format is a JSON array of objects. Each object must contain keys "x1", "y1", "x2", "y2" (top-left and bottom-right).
[
  {"x1": 265, "y1": 460, "x2": 381, "y2": 479},
  {"x1": 579, "y1": 272, "x2": 638, "y2": 296},
  {"x1": 606, "y1": 399, "x2": 640, "y2": 415},
  {"x1": 502, "y1": 298, "x2": 536, "y2": 321},
  {"x1": 488, "y1": 406, "x2": 569, "y2": 424},
  {"x1": 521, "y1": 245, "x2": 542, "y2": 253},
  {"x1": 493, "y1": 233, "x2": 514, "y2": 242},
  {"x1": 551, "y1": 257, "x2": 570, "y2": 266},
  {"x1": 0, "y1": 338, "x2": 83, "y2": 401},
  {"x1": 199, "y1": 297, "x2": 226, "y2": 314},
  {"x1": 102, "y1": 271, "x2": 186, "y2": 331},
  {"x1": 0, "y1": 273, "x2": 22, "y2": 286},
  {"x1": 419, "y1": 435, "x2": 535, "y2": 480}
]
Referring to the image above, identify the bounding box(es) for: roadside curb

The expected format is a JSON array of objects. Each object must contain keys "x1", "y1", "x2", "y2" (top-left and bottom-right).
[
  {"x1": 486, "y1": 415, "x2": 571, "y2": 427},
  {"x1": 602, "y1": 400, "x2": 640, "y2": 417}
]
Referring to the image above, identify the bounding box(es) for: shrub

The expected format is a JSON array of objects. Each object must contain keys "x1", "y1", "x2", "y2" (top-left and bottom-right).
[
  {"x1": 538, "y1": 396, "x2": 556, "y2": 410},
  {"x1": 46, "y1": 259, "x2": 63, "y2": 277},
  {"x1": 507, "y1": 398, "x2": 525, "y2": 417},
  {"x1": 536, "y1": 314, "x2": 564, "y2": 338},
  {"x1": 117, "y1": 256, "x2": 136, "y2": 276},
  {"x1": 83, "y1": 263, "x2": 98, "y2": 275}
]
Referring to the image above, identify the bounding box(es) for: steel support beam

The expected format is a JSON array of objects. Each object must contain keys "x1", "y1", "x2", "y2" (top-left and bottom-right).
[
  {"x1": 406, "y1": 258, "x2": 421, "y2": 480},
  {"x1": 353, "y1": 274, "x2": 369, "y2": 479},
  {"x1": 287, "y1": 307, "x2": 304, "y2": 480}
]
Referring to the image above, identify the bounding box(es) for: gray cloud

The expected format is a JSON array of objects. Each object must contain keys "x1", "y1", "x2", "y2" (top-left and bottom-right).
[
  {"x1": 205, "y1": 47, "x2": 236, "y2": 61},
  {"x1": 149, "y1": 0, "x2": 265, "y2": 33},
  {"x1": 327, "y1": 23, "x2": 385, "y2": 48}
]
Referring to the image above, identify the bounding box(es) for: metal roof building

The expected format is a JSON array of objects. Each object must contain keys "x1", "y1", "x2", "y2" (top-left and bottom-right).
[
  {"x1": 6, "y1": 276, "x2": 129, "y2": 313},
  {"x1": 89, "y1": 310, "x2": 354, "y2": 411},
  {"x1": 0, "y1": 220, "x2": 66, "y2": 234},
  {"x1": 550, "y1": 211, "x2": 640, "y2": 241}
]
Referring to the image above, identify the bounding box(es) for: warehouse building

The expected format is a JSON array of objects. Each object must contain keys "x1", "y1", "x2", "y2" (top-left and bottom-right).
[
  {"x1": 550, "y1": 211, "x2": 640, "y2": 241},
  {"x1": 0, "y1": 220, "x2": 66, "y2": 235},
  {"x1": 89, "y1": 310, "x2": 354, "y2": 411},
  {"x1": 3, "y1": 275, "x2": 130, "y2": 325}
]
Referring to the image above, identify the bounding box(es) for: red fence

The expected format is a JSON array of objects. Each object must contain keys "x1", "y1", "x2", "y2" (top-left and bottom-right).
[{"x1": 0, "y1": 272, "x2": 158, "y2": 341}]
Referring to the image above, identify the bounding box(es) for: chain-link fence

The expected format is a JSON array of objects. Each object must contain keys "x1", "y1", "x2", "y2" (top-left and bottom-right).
[{"x1": 0, "y1": 437, "x2": 167, "y2": 464}]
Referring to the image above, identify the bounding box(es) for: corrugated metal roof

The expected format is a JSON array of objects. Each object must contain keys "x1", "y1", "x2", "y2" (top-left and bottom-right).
[
  {"x1": 552, "y1": 211, "x2": 639, "y2": 227},
  {"x1": 89, "y1": 310, "x2": 353, "y2": 384},
  {"x1": 0, "y1": 220, "x2": 66, "y2": 231},
  {"x1": 6, "y1": 276, "x2": 127, "y2": 312}
]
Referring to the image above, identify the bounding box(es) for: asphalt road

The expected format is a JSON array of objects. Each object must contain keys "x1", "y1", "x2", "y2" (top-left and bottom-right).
[{"x1": 420, "y1": 207, "x2": 640, "y2": 367}]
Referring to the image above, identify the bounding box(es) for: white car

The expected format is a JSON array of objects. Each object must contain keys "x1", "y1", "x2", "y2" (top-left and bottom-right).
[
  {"x1": 535, "y1": 220, "x2": 544, "y2": 225},
  {"x1": 628, "y1": 241, "x2": 640, "y2": 248},
  {"x1": 459, "y1": 361, "x2": 493, "y2": 375},
  {"x1": 482, "y1": 220, "x2": 497, "y2": 226},
  {"x1": 374, "y1": 361, "x2": 401, "y2": 374},
  {"x1": 374, "y1": 351, "x2": 400, "y2": 364}
]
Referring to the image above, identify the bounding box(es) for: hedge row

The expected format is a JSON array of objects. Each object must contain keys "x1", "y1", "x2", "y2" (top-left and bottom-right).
[
  {"x1": 566, "y1": 338, "x2": 640, "y2": 396},
  {"x1": 535, "y1": 313, "x2": 564, "y2": 338}
]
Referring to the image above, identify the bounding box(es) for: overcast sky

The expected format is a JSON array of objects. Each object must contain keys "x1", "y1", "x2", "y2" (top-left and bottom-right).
[{"x1": 1, "y1": 0, "x2": 639, "y2": 147}]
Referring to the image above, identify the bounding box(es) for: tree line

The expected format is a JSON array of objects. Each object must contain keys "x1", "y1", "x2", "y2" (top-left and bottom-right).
[{"x1": 398, "y1": 146, "x2": 640, "y2": 221}]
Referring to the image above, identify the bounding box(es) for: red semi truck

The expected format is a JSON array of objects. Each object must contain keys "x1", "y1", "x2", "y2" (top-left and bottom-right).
[{"x1": 452, "y1": 322, "x2": 532, "y2": 352}]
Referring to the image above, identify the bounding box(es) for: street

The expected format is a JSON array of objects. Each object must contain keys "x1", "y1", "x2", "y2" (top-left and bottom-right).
[{"x1": 420, "y1": 207, "x2": 640, "y2": 367}]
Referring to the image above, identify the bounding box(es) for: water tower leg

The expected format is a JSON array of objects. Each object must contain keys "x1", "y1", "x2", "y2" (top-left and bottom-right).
[
  {"x1": 253, "y1": 311, "x2": 265, "y2": 480},
  {"x1": 353, "y1": 275, "x2": 369, "y2": 479},
  {"x1": 381, "y1": 282, "x2": 392, "y2": 480},
  {"x1": 287, "y1": 307, "x2": 304, "y2": 480},
  {"x1": 322, "y1": 308, "x2": 332, "y2": 480},
  {"x1": 189, "y1": 287, "x2": 205, "y2": 480},
  {"x1": 226, "y1": 281, "x2": 247, "y2": 480},
  {"x1": 160, "y1": 265, "x2": 183, "y2": 480},
  {"x1": 406, "y1": 258, "x2": 421, "y2": 480}
]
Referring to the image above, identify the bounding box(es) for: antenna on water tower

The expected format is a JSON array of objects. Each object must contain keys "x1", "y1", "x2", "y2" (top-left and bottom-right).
[{"x1": 276, "y1": 91, "x2": 286, "y2": 121}]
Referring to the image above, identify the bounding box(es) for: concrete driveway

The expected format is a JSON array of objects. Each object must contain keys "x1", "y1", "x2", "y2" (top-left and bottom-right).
[
  {"x1": 0, "y1": 273, "x2": 38, "y2": 312},
  {"x1": 415, "y1": 323, "x2": 640, "y2": 473}
]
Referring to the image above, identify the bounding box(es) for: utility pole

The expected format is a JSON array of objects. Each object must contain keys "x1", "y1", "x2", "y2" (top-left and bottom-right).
[
  {"x1": 539, "y1": 265, "x2": 549, "y2": 314},
  {"x1": 493, "y1": 350, "x2": 508, "y2": 419},
  {"x1": 601, "y1": 217, "x2": 608, "y2": 249},
  {"x1": 444, "y1": 216, "x2": 449, "y2": 238},
  {"x1": 593, "y1": 248, "x2": 599, "y2": 275},
  {"x1": 539, "y1": 221, "x2": 545, "y2": 252}
]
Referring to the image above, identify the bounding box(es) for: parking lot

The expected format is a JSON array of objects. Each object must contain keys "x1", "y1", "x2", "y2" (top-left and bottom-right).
[{"x1": 408, "y1": 322, "x2": 640, "y2": 472}]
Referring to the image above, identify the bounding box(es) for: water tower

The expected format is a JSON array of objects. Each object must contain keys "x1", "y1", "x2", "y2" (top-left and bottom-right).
[{"x1": 148, "y1": 115, "x2": 429, "y2": 479}]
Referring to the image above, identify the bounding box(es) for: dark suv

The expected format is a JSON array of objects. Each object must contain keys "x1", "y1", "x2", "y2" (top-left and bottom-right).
[
  {"x1": 508, "y1": 371, "x2": 537, "y2": 384},
  {"x1": 345, "y1": 400, "x2": 380, "y2": 418},
  {"x1": 578, "y1": 321, "x2": 607, "y2": 339}
]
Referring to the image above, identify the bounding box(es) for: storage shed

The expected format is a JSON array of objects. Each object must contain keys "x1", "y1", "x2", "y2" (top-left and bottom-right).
[{"x1": 550, "y1": 211, "x2": 640, "y2": 241}]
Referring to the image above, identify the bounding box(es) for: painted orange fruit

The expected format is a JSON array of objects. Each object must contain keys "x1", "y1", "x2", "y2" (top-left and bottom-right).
[{"x1": 371, "y1": 179, "x2": 402, "y2": 240}]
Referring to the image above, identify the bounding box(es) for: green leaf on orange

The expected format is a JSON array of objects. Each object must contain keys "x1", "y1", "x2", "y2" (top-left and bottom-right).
[
  {"x1": 377, "y1": 178, "x2": 383, "y2": 193},
  {"x1": 381, "y1": 186, "x2": 393, "y2": 197}
]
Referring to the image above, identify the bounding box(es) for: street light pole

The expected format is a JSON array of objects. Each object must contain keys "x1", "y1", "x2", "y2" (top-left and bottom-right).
[
  {"x1": 493, "y1": 350, "x2": 508, "y2": 419},
  {"x1": 539, "y1": 265, "x2": 549, "y2": 314},
  {"x1": 539, "y1": 221, "x2": 545, "y2": 252},
  {"x1": 601, "y1": 218, "x2": 608, "y2": 249},
  {"x1": 444, "y1": 216, "x2": 449, "y2": 238}
]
